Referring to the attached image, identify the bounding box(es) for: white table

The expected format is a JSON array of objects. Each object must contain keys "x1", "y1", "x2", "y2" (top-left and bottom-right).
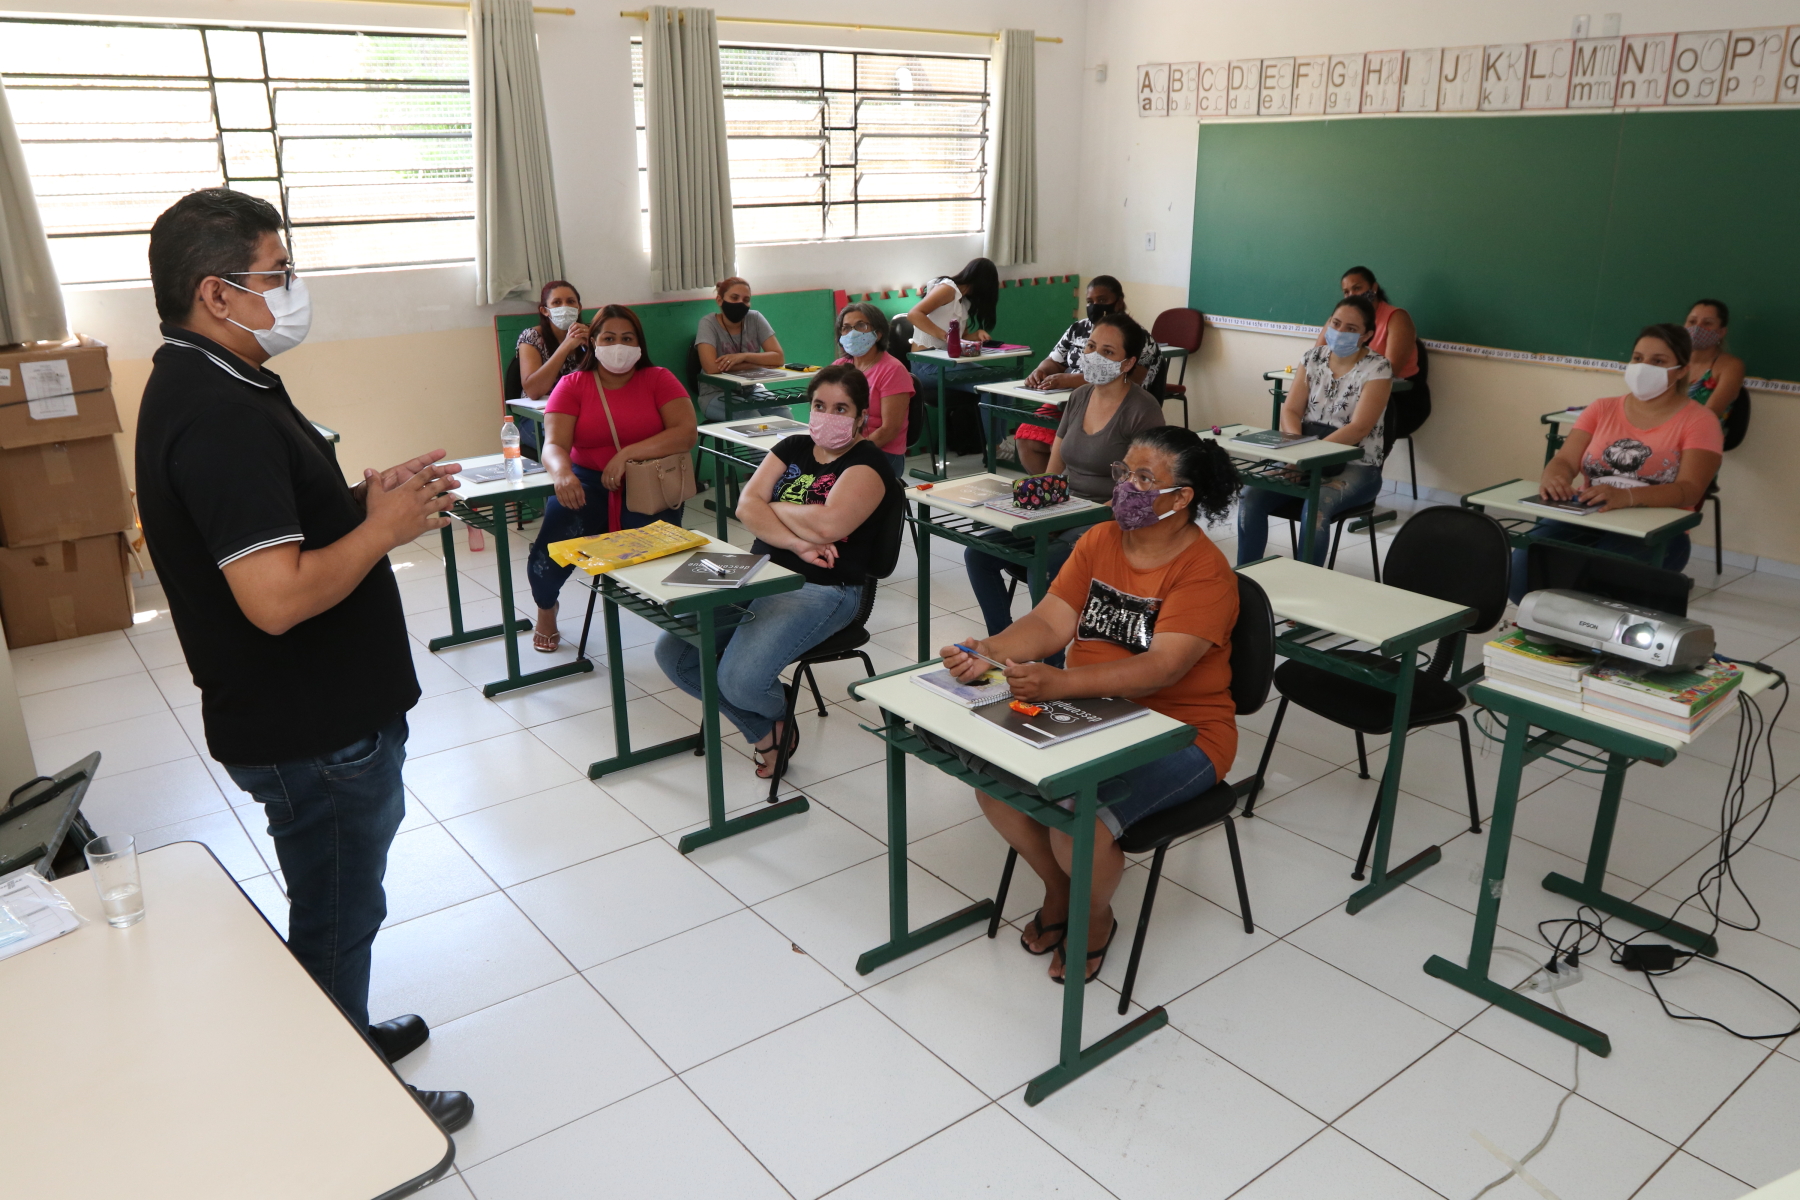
[
  {"x1": 0, "y1": 841, "x2": 452, "y2": 1198},
  {"x1": 1200, "y1": 425, "x2": 1368, "y2": 566},
  {"x1": 907, "y1": 346, "x2": 1035, "y2": 481},
  {"x1": 972, "y1": 380, "x2": 1071, "y2": 472},
  {"x1": 1238, "y1": 556, "x2": 1478, "y2": 912},
  {"x1": 1463, "y1": 478, "x2": 1702, "y2": 568},
  {"x1": 849, "y1": 662, "x2": 1196, "y2": 1104}
]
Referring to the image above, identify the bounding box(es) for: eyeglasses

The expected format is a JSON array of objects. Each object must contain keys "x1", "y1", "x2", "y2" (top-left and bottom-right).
[
  {"x1": 224, "y1": 267, "x2": 297, "y2": 290},
  {"x1": 1110, "y1": 462, "x2": 1169, "y2": 489}
]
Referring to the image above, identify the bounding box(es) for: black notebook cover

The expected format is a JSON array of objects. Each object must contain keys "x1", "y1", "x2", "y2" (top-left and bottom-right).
[
  {"x1": 970, "y1": 695, "x2": 1151, "y2": 747},
  {"x1": 661, "y1": 551, "x2": 770, "y2": 588}
]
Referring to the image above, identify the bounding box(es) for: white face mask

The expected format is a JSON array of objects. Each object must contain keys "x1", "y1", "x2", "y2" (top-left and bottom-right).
[
  {"x1": 1622, "y1": 361, "x2": 1675, "y2": 402},
  {"x1": 1079, "y1": 349, "x2": 1124, "y2": 386},
  {"x1": 223, "y1": 275, "x2": 311, "y2": 357},
  {"x1": 593, "y1": 343, "x2": 641, "y2": 374},
  {"x1": 547, "y1": 305, "x2": 580, "y2": 331}
]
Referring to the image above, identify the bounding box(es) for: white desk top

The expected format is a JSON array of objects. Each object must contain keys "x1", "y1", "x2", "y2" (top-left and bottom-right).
[
  {"x1": 1158, "y1": 342, "x2": 1191, "y2": 356},
  {"x1": 1465, "y1": 478, "x2": 1696, "y2": 540},
  {"x1": 701, "y1": 367, "x2": 813, "y2": 388},
  {"x1": 854, "y1": 662, "x2": 1189, "y2": 789},
  {"x1": 1239, "y1": 555, "x2": 1475, "y2": 651},
  {"x1": 697, "y1": 417, "x2": 808, "y2": 453},
  {"x1": 450, "y1": 451, "x2": 555, "y2": 503},
  {"x1": 912, "y1": 346, "x2": 1033, "y2": 364},
  {"x1": 507, "y1": 397, "x2": 547, "y2": 413},
  {"x1": 0, "y1": 842, "x2": 450, "y2": 1198},
  {"x1": 1476, "y1": 667, "x2": 1777, "y2": 752},
  {"x1": 604, "y1": 531, "x2": 797, "y2": 606},
  {"x1": 1201, "y1": 424, "x2": 1364, "y2": 467},
  {"x1": 907, "y1": 472, "x2": 1107, "y2": 535},
  {"x1": 1540, "y1": 406, "x2": 1584, "y2": 426},
  {"x1": 973, "y1": 380, "x2": 1071, "y2": 406},
  {"x1": 1262, "y1": 367, "x2": 1298, "y2": 380}
]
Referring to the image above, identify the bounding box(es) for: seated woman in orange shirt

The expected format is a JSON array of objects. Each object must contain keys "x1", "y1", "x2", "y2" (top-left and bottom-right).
[{"x1": 939, "y1": 427, "x2": 1241, "y2": 984}]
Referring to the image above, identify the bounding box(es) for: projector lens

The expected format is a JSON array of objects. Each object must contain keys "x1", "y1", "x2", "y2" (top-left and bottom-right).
[{"x1": 1624, "y1": 622, "x2": 1656, "y2": 649}]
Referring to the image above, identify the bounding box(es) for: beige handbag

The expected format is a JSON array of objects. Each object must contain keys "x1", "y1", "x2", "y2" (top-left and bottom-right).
[{"x1": 594, "y1": 377, "x2": 698, "y2": 515}]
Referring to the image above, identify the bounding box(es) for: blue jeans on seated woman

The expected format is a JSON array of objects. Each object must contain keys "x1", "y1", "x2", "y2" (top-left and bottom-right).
[
  {"x1": 527, "y1": 462, "x2": 683, "y2": 611},
  {"x1": 1071, "y1": 742, "x2": 1219, "y2": 839},
  {"x1": 655, "y1": 581, "x2": 865, "y2": 744},
  {"x1": 1508, "y1": 520, "x2": 1693, "y2": 603},
  {"x1": 1236, "y1": 462, "x2": 1384, "y2": 566}
]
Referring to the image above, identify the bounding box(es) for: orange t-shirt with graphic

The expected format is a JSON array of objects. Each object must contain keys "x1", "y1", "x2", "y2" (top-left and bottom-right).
[{"x1": 1048, "y1": 523, "x2": 1239, "y2": 777}]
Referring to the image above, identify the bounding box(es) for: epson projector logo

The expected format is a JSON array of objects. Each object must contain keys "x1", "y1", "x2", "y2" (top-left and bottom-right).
[{"x1": 1577, "y1": 619, "x2": 1601, "y2": 630}]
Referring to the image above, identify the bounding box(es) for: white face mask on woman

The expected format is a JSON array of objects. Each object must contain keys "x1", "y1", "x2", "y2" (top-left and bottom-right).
[
  {"x1": 1622, "y1": 361, "x2": 1676, "y2": 401},
  {"x1": 593, "y1": 343, "x2": 641, "y2": 374},
  {"x1": 547, "y1": 305, "x2": 580, "y2": 331}
]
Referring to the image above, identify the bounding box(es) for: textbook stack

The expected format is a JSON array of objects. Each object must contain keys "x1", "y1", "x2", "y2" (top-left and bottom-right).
[
  {"x1": 1481, "y1": 630, "x2": 1597, "y2": 706},
  {"x1": 1581, "y1": 660, "x2": 1744, "y2": 743},
  {"x1": 0, "y1": 338, "x2": 135, "y2": 647}
]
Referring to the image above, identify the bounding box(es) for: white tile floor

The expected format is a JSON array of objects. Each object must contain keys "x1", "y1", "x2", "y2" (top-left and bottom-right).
[{"x1": 17, "y1": 463, "x2": 1800, "y2": 1199}]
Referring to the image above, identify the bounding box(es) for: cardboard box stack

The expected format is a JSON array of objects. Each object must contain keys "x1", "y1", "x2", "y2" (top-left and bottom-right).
[{"x1": 0, "y1": 337, "x2": 136, "y2": 648}]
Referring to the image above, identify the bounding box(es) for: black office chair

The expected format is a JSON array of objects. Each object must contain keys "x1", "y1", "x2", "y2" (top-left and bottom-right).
[
  {"x1": 987, "y1": 572, "x2": 1275, "y2": 1014},
  {"x1": 1703, "y1": 391, "x2": 1751, "y2": 575},
  {"x1": 762, "y1": 490, "x2": 907, "y2": 802},
  {"x1": 1388, "y1": 340, "x2": 1433, "y2": 501},
  {"x1": 1245, "y1": 505, "x2": 1511, "y2": 879}
]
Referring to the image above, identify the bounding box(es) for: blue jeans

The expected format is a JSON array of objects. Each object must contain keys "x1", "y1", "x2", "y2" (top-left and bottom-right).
[
  {"x1": 1508, "y1": 520, "x2": 1693, "y2": 603},
  {"x1": 885, "y1": 451, "x2": 907, "y2": 477},
  {"x1": 655, "y1": 581, "x2": 865, "y2": 743},
  {"x1": 1083, "y1": 742, "x2": 1220, "y2": 838},
  {"x1": 223, "y1": 717, "x2": 409, "y2": 1028},
  {"x1": 1236, "y1": 462, "x2": 1384, "y2": 565},
  {"x1": 528, "y1": 462, "x2": 684, "y2": 611},
  {"x1": 965, "y1": 527, "x2": 1079, "y2": 637}
]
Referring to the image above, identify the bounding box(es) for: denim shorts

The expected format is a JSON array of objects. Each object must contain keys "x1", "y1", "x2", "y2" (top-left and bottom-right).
[{"x1": 1073, "y1": 742, "x2": 1219, "y2": 838}]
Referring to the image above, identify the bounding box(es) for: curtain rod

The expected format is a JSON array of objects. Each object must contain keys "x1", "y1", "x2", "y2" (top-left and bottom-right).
[
  {"x1": 278, "y1": 0, "x2": 577, "y2": 15},
  {"x1": 618, "y1": 11, "x2": 1060, "y2": 43}
]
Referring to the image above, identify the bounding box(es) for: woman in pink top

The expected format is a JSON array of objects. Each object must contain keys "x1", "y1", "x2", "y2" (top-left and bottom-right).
[
  {"x1": 1336, "y1": 266, "x2": 1417, "y2": 379},
  {"x1": 527, "y1": 303, "x2": 698, "y2": 651},
  {"x1": 832, "y1": 301, "x2": 915, "y2": 476},
  {"x1": 1510, "y1": 323, "x2": 1723, "y2": 600}
]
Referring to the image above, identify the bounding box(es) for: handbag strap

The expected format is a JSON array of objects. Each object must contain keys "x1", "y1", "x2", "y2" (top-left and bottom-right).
[{"x1": 593, "y1": 373, "x2": 627, "y2": 461}]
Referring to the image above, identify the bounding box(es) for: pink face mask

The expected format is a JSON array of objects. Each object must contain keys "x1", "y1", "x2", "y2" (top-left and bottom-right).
[{"x1": 810, "y1": 409, "x2": 858, "y2": 450}]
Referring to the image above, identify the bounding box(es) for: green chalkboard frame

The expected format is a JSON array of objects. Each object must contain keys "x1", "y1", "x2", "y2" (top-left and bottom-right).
[{"x1": 1188, "y1": 110, "x2": 1800, "y2": 381}]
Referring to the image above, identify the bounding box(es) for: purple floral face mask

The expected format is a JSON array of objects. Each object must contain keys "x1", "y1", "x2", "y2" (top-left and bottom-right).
[{"x1": 1112, "y1": 478, "x2": 1181, "y2": 529}]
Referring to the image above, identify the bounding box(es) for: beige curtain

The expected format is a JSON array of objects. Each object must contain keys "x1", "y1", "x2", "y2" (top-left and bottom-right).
[
  {"x1": 644, "y1": 6, "x2": 734, "y2": 293},
  {"x1": 469, "y1": 0, "x2": 565, "y2": 304},
  {"x1": 985, "y1": 29, "x2": 1037, "y2": 268},
  {"x1": 0, "y1": 78, "x2": 67, "y2": 346}
]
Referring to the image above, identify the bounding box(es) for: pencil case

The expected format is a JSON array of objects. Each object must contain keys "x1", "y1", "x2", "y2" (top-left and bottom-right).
[{"x1": 1011, "y1": 473, "x2": 1069, "y2": 510}]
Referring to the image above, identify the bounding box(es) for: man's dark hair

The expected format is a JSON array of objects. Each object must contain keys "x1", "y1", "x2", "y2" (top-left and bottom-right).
[{"x1": 148, "y1": 188, "x2": 284, "y2": 322}]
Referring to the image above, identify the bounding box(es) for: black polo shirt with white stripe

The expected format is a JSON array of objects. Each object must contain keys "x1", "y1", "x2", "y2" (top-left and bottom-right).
[{"x1": 136, "y1": 325, "x2": 418, "y2": 764}]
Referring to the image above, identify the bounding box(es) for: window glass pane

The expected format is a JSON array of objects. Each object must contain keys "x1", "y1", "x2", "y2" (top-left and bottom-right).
[
  {"x1": 719, "y1": 46, "x2": 818, "y2": 88},
  {"x1": 0, "y1": 23, "x2": 205, "y2": 76},
  {"x1": 205, "y1": 29, "x2": 265, "y2": 78},
  {"x1": 289, "y1": 218, "x2": 472, "y2": 269},
  {"x1": 858, "y1": 54, "x2": 986, "y2": 93},
  {"x1": 263, "y1": 31, "x2": 465, "y2": 81},
  {"x1": 7, "y1": 83, "x2": 215, "y2": 141},
  {"x1": 733, "y1": 205, "x2": 821, "y2": 244},
  {"x1": 856, "y1": 199, "x2": 983, "y2": 238},
  {"x1": 215, "y1": 82, "x2": 273, "y2": 130},
  {"x1": 46, "y1": 232, "x2": 153, "y2": 285},
  {"x1": 222, "y1": 130, "x2": 278, "y2": 177}
]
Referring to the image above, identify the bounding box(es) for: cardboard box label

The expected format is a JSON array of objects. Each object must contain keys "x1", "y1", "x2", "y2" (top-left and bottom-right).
[
  {"x1": 0, "y1": 369, "x2": 10, "y2": 387},
  {"x1": 22, "y1": 360, "x2": 78, "y2": 420}
]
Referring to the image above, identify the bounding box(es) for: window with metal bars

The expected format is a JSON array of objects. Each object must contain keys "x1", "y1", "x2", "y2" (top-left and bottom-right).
[
  {"x1": 631, "y1": 41, "x2": 989, "y2": 248},
  {"x1": 0, "y1": 17, "x2": 473, "y2": 286}
]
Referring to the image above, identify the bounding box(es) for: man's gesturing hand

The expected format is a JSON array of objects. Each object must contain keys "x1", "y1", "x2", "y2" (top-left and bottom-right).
[{"x1": 364, "y1": 462, "x2": 460, "y2": 549}]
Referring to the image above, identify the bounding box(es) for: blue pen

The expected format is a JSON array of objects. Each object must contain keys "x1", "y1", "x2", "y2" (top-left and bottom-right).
[{"x1": 954, "y1": 642, "x2": 1018, "y2": 671}]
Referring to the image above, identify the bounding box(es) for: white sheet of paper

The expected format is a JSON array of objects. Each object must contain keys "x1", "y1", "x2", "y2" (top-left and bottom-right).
[{"x1": 21, "y1": 360, "x2": 77, "y2": 420}]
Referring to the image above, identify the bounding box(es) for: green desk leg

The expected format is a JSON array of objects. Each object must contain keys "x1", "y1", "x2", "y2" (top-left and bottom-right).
[
  {"x1": 1295, "y1": 467, "x2": 1327, "y2": 567},
  {"x1": 1540, "y1": 753, "x2": 1720, "y2": 956},
  {"x1": 478, "y1": 501, "x2": 594, "y2": 697},
  {"x1": 1269, "y1": 376, "x2": 1286, "y2": 429},
  {"x1": 856, "y1": 712, "x2": 993, "y2": 974},
  {"x1": 1424, "y1": 713, "x2": 1614, "y2": 1056},
  {"x1": 1027, "y1": 534, "x2": 1050, "y2": 604},
  {"x1": 916, "y1": 504, "x2": 935, "y2": 662},
  {"x1": 1345, "y1": 646, "x2": 1443, "y2": 913},
  {"x1": 1024, "y1": 782, "x2": 1169, "y2": 1106},
  {"x1": 426, "y1": 521, "x2": 531, "y2": 652},
  {"x1": 589, "y1": 586, "x2": 702, "y2": 778}
]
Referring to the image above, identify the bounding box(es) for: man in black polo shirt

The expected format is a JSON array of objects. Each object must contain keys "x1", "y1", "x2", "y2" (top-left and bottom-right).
[{"x1": 137, "y1": 189, "x2": 471, "y2": 1132}]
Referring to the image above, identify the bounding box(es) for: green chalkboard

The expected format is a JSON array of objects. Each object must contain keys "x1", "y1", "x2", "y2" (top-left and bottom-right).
[{"x1": 1188, "y1": 111, "x2": 1800, "y2": 381}]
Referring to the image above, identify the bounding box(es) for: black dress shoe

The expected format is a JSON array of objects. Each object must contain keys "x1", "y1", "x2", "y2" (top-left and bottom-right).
[
  {"x1": 409, "y1": 1086, "x2": 474, "y2": 1133},
  {"x1": 368, "y1": 1014, "x2": 430, "y2": 1063}
]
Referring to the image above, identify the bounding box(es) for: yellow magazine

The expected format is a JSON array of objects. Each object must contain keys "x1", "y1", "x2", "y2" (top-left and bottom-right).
[{"x1": 547, "y1": 521, "x2": 709, "y2": 575}]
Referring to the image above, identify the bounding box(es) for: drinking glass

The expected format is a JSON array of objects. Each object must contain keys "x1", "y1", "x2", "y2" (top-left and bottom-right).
[{"x1": 85, "y1": 835, "x2": 145, "y2": 928}]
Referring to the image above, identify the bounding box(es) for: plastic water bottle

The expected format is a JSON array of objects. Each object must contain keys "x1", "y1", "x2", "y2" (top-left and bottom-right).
[
  {"x1": 501, "y1": 416, "x2": 523, "y2": 482},
  {"x1": 946, "y1": 319, "x2": 962, "y2": 359}
]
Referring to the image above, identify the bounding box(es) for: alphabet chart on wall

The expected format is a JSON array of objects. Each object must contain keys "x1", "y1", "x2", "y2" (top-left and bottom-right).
[{"x1": 1138, "y1": 24, "x2": 1800, "y2": 118}]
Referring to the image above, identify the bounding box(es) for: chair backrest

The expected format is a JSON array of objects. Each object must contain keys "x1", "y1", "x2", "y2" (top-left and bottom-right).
[
  {"x1": 503, "y1": 351, "x2": 523, "y2": 401},
  {"x1": 1228, "y1": 572, "x2": 1277, "y2": 716},
  {"x1": 1150, "y1": 307, "x2": 1204, "y2": 353},
  {"x1": 886, "y1": 315, "x2": 914, "y2": 366},
  {"x1": 684, "y1": 341, "x2": 704, "y2": 398},
  {"x1": 1524, "y1": 539, "x2": 1691, "y2": 616},
  {"x1": 1383, "y1": 505, "x2": 1513, "y2": 638},
  {"x1": 866, "y1": 478, "x2": 907, "y2": 580},
  {"x1": 1411, "y1": 338, "x2": 1430, "y2": 388},
  {"x1": 1721, "y1": 390, "x2": 1751, "y2": 452}
]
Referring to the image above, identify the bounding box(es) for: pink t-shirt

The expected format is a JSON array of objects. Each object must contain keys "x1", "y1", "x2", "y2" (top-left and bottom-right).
[
  {"x1": 545, "y1": 366, "x2": 689, "y2": 473},
  {"x1": 1573, "y1": 395, "x2": 1723, "y2": 510},
  {"x1": 833, "y1": 352, "x2": 915, "y2": 455}
]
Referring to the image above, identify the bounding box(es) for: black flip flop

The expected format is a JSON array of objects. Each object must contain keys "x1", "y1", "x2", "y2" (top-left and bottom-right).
[
  {"x1": 754, "y1": 720, "x2": 800, "y2": 782},
  {"x1": 1053, "y1": 918, "x2": 1119, "y2": 986},
  {"x1": 1019, "y1": 908, "x2": 1067, "y2": 957}
]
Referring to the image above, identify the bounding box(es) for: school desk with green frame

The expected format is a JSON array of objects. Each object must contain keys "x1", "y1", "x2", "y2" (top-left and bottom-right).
[
  {"x1": 903, "y1": 474, "x2": 1114, "y2": 661},
  {"x1": 699, "y1": 365, "x2": 814, "y2": 413},
  {"x1": 506, "y1": 397, "x2": 545, "y2": 444},
  {"x1": 908, "y1": 346, "x2": 1034, "y2": 482},
  {"x1": 1462, "y1": 479, "x2": 1701, "y2": 568},
  {"x1": 1236, "y1": 555, "x2": 1479, "y2": 912},
  {"x1": 1201, "y1": 424, "x2": 1370, "y2": 567},
  {"x1": 429, "y1": 453, "x2": 592, "y2": 697},
  {"x1": 1539, "y1": 406, "x2": 1584, "y2": 463},
  {"x1": 690, "y1": 417, "x2": 804, "y2": 540},
  {"x1": 848, "y1": 660, "x2": 1198, "y2": 1104},
  {"x1": 1263, "y1": 366, "x2": 1411, "y2": 428},
  {"x1": 1424, "y1": 667, "x2": 1777, "y2": 1055},
  {"x1": 582, "y1": 533, "x2": 810, "y2": 853},
  {"x1": 971, "y1": 380, "x2": 1069, "y2": 473}
]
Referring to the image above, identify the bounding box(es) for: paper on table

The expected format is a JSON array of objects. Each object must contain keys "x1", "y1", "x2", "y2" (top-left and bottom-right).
[
  {"x1": 928, "y1": 477, "x2": 1014, "y2": 506},
  {"x1": 0, "y1": 869, "x2": 83, "y2": 962}
]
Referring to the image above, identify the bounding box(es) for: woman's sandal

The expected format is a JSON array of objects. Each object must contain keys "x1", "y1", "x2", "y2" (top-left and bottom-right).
[
  {"x1": 753, "y1": 721, "x2": 800, "y2": 780},
  {"x1": 532, "y1": 629, "x2": 561, "y2": 653},
  {"x1": 1019, "y1": 909, "x2": 1067, "y2": 957},
  {"x1": 1052, "y1": 918, "x2": 1119, "y2": 986}
]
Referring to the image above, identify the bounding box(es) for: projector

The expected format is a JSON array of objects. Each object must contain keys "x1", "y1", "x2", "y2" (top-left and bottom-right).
[{"x1": 1515, "y1": 589, "x2": 1715, "y2": 670}]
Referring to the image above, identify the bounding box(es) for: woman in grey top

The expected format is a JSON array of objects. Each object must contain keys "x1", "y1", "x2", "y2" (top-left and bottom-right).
[
  {"x1": 1236, "y1": 292, "x2": 1393, "y2": 565},
  {"x1": 963, "y1": 312, "x2": 1166, "y2": 637},
  {"x1": 696, "y1": 276, "x2": 787, "y2": 421}
]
